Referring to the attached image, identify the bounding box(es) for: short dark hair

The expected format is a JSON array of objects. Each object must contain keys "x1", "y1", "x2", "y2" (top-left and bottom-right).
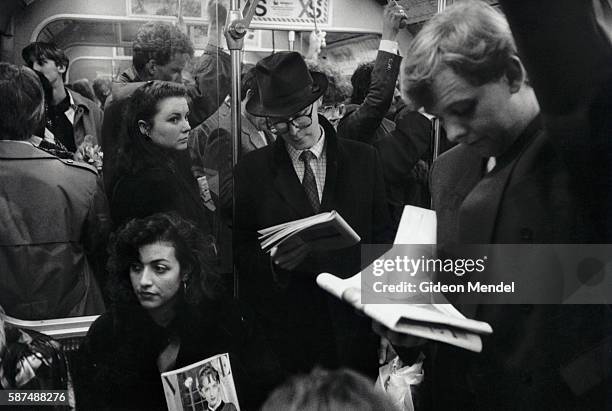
[
  {"x1": 197, "y1": 363, "x2": 220, "y2": 387},
  {"x1": 350, "y1": 60, "x2": 375, "y2": 105},
  {"x1": 132, "y1": 22, "x2": 195, "y2": 72},
  {"x1": 69, "y1": 78, "x2": 96, "y2": 102},
  {"x1": 92, "y1": 77, "x2": 112, "y2": 106},
  {"x1": 0, "y1": 63, "x2": 44, "y2": 141},
  {"x1": 21, "y1": 42, "x2": 70, "y2": 81},
  {"x1": 106, "y1": 212, "x2": 220, "y2": 306},
  {"x1": 240, "y1": 64, "x2": 256, "y2": 101},
  {"x1": 261, "y1": 368, "x2": 400, "y2": 411}
]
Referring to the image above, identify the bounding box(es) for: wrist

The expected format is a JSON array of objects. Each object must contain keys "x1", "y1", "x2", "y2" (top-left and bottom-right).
[{"x1": 381, "y1": 29, "x2": 398, "y2": 41}]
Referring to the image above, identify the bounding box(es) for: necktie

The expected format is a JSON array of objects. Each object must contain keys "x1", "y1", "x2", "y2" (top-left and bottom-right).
[{"x1": 300, "y1": 150, "x2": 320, "y2": 212}]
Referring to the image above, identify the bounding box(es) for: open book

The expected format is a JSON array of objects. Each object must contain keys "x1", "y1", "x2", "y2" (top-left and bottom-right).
[
  {"x1": 161, "y1": 353, "x2": 240, "y2": 411},
  {"x1": 316, "y1": 205, "x2": 493, "y2": 352},
  {"x1": 258, "y1": 210, "x2": 360, "y2": 253}
]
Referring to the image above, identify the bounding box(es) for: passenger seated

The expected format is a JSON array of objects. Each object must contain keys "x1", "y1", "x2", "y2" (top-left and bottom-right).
[{"x1": 74, "y1": 213, "x2": 281, "y2": 411}]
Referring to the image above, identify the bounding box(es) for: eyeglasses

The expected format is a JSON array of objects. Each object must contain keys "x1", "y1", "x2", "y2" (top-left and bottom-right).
[{"x1": 266, "y1": 105, "x2": 314, "y2": 134}]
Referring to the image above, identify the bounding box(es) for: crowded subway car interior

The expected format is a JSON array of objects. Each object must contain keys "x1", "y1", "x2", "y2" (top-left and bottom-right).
[{"x1": 0, "y1": 0, "x2": 611, "y2": 410}]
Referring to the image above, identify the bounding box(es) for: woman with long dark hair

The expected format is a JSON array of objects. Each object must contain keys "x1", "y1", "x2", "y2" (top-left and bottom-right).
[
  {"x1": 75, "y1": 213, "x2": 281, "y2": 410},
  {"x1": 109, "y1": 81, "x2": 213, "y2": 240}
]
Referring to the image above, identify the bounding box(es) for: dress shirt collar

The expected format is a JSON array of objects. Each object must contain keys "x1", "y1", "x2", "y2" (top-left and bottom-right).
[{"x1": 285, "y1": 125, "x2": 326, "y2": 163}]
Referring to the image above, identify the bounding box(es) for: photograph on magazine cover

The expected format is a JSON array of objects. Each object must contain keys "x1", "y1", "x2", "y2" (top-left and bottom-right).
[{"x1": 161, "y1": 353, "x2": 240, "y2": 411}]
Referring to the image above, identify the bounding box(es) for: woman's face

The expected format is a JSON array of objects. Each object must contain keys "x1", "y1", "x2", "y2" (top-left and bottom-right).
[
  {"x1": 143, "y1": 96, "x2": 191, "y2": 151},
  {"x1": 130, "y1": 241, "x2": 183, "y2": 312}
]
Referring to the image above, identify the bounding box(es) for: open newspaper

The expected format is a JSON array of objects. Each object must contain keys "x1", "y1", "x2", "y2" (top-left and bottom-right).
[
  {"x1": 316, "y1": 205, "x2": 493, "y2": 352},
  {"x1": 258, "y1": 210, "x2": 360, "y2": 253},
  {"x1": 161, "y1": 353, "x2": 240, "y2": 411}
]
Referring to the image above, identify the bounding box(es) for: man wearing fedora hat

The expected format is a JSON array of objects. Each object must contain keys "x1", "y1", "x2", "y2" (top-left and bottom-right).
[{"x1": 234, "y1": 51, "x2": 394, "y2": 376}]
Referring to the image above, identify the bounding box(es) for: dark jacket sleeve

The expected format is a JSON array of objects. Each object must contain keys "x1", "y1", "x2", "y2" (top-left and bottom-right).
[
  {"x1": 82, "y1": 176, "x2": 112, "y2": 286},
  {"x1": 188, "y1": 48, "x2": 232, "y2": 127},
  {"x1": 501, "y1": 0, "x2": 612, "y2": 397},
  {"x1": 337, "y1": 50, "x2": 402, "y2": 144},
  {"x1": 73, "y1": 314, "x2": 116, "y2": 411},
  {"x1": 376, "y1": 109, "x2": 432, "y2": 186},
  {"x1": 501, "y1": 0, "x2": 612, "y2": 242},
  {"x1": 370, "y1": 147, "x2": 396, "y2": 245}
]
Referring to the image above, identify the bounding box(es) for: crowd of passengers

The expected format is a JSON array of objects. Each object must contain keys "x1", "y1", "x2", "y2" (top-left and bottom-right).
[{"x1": 0, "y1": 0, "x2": 611, "y2": 410}]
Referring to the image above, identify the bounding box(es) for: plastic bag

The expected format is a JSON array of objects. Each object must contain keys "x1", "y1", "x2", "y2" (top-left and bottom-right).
[{"x1": 375, "y1": 355, "x2": 424, "y2": 411}]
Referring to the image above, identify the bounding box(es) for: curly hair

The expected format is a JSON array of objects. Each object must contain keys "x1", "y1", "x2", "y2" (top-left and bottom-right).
[
  {"x1": 132, "y1": 22, "x2": 194, "y2": 72},
  {"x1": 306, "y1": 60, "x2": 351, "y2": 106},
  {"x1": 402, "y1": 1, "x2": 516, "y2": 109},
  {"x1": 115, "y1": 80, "x2": 188, "y2": 179},
  {"x1": 106, "y1": 212, "x2": 220, "y2": 307}
]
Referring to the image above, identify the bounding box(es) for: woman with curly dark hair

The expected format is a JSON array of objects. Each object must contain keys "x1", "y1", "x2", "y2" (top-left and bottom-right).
[
  {"x1": 74, "y1": 213, "x2": 282, "y2": 411},
  {"x1": 109, "y1": 80, "x2": 214, "y2": 241}
]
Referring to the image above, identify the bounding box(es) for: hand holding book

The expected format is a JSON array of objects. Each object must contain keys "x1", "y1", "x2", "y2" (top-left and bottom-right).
[
  {"x1": 270, "y1": 236, "x2": 312, "y2": 271},
  {"x1": 258, "y1": 211, "x2": 360, "y2": 254}
]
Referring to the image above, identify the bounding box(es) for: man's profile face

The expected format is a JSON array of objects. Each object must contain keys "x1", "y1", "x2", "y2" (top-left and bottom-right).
[
  {"x1": 271, "y1": 100, "x2": 321, "y2": 150},
  {"x1": 200, "y1": 375, "x2": 221, "y2": 407},
  {"x1": 428, "y1": 67, "x2": 519, "y2": 158},
  {"x1": 32, "y1": 57, "x2": 64, "y2": 85},
  {"x1": 154, "y1": 52, "x2": 190, "y2": 83}
]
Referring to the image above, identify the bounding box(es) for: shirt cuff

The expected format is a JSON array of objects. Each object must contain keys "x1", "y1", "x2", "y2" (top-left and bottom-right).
[{"x1": 379, "y1": 40, "x2": 399, "y2": 56}]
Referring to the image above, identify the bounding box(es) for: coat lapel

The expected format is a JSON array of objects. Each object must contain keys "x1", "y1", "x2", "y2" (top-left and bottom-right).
[
  {"x1": 320, "y1": 117, "x2": 338, "y2": 211},
  {"x1": 458, "y1": 117, "x2": 542, "y2": 243}
]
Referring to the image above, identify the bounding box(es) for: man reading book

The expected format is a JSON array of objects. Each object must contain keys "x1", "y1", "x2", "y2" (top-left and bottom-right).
[{"x1": 234, "y1": 51, "x2": 393, "y2": 377}]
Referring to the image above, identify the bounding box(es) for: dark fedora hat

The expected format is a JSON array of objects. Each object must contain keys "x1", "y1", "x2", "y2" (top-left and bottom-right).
[{"x1": 246, "y1": 51, "x2": 328, "y2": 117}]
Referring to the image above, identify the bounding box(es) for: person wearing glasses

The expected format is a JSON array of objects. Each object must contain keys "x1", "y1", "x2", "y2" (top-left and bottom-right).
[{"x1": 233, "y1": 51, "x2": 393, "y2": 377}]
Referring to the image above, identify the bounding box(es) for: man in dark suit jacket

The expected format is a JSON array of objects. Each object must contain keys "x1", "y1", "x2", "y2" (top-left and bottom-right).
[
  {"x1": 235, "y1": 52, "x2": 393, "y2": 376},
  {"x1": 375, "y1": 1, "x2": 611, "y2": 409}
]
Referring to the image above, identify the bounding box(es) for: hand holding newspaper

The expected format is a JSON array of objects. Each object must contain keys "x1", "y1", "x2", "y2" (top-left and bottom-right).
[{"x1": 317, "y1": 206, "x2": 493, "y2": 352}]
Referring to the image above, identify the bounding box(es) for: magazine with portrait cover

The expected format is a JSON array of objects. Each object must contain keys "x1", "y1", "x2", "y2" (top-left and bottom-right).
[{"x1": 161, "y1": 353, "x2": 240, "y2": 411}]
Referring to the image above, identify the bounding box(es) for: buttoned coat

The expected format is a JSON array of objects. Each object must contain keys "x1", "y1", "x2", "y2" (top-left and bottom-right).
[{"x1": 234, "y1": 116, "x2": 393, "y2": 376}]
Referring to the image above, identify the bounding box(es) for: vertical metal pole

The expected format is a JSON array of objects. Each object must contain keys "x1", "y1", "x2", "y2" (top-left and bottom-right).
[
  {"x1": 432, "y1": 0, "x2": 448, "y2": 163},
  {"x1": 288, "y1": 30, "x2": 296, "y2": 51},
  {"x1": 229, "y1": 0, "x2": 242, "y2": 299}
]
